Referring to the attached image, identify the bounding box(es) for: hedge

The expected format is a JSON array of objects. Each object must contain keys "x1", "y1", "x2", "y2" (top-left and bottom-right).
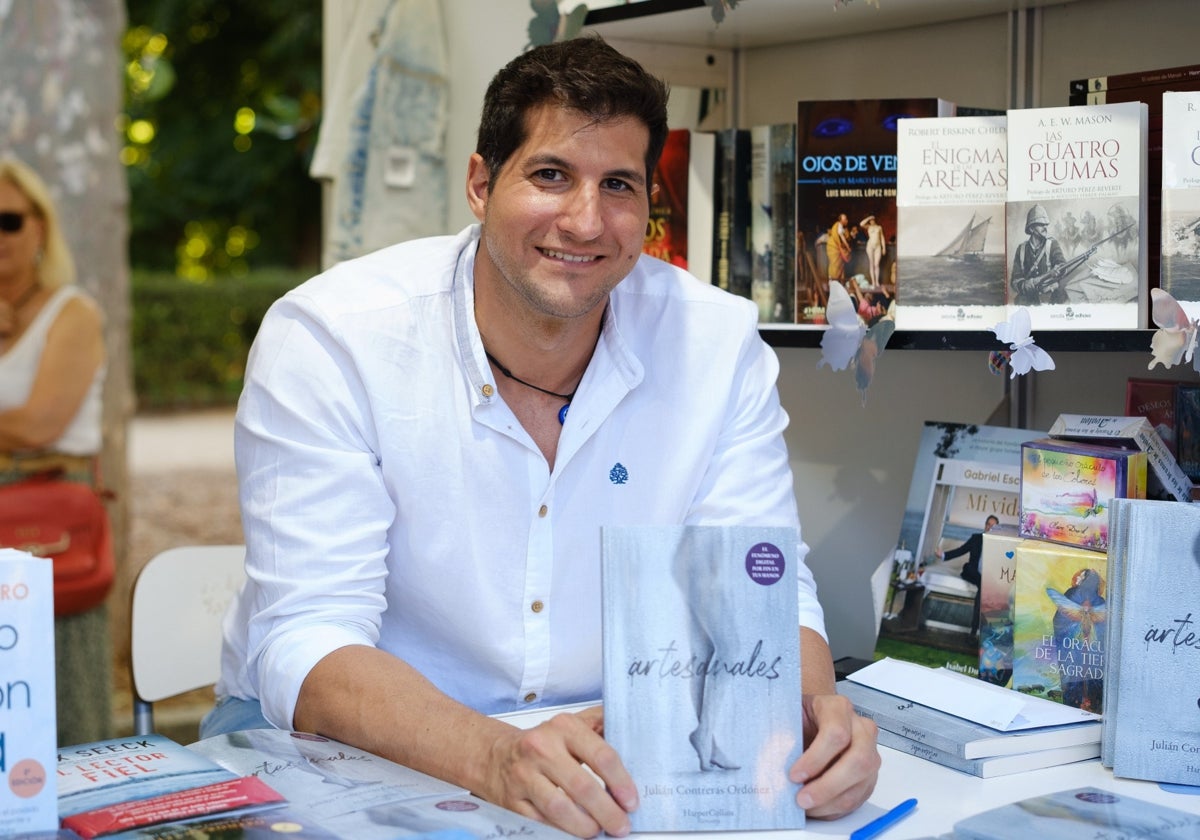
[{"x1": 131, "y1": 268, "x2": 311, "y2": 411}]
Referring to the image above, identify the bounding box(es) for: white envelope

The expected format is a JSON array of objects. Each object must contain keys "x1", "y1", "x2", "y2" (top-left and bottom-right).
[{"x1": 847, "y1": 657, "x2": 1101, "y2": 731}]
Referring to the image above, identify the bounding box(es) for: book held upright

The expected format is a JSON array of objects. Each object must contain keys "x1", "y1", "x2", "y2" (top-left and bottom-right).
[
  {"x1": 0, "y1": 549, "x2": 56, "y2": 836},
  {"x1": 601, "y1": 525, "x2": 804, "y2": 832}
]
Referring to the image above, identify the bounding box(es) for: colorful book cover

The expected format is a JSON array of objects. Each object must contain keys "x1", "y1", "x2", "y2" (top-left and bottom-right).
[
  {"x1": 600, "y1": 525, "x2": 804, "y2": 832},
  {"x1": 1018, "y1": 438, "x2": 1147, "y2": 550},
  {"x1": 103, "y1": 807, "x2": 341, "y2": 839},
  {"x1": 1005, "y1": 102, "x2": 1148, "y2": 330},
  {"x1": 1125, "y1": 377, "x2": 1188, "y2": 456},
  {"x1": 56, "y1": 735, "x2": 238, "y2": 821},
  {"x1": 894, "y1": 114, "x2": 1008, "y2": 331},
  {"x1": 835, "y1": 679, "x2": 1100, "y2": 759},
  {"x1": 1109, "y1": 499, "x2": 1200, "y2": 786},
  {"x1": 878, "y1": 421, "x2": 1042, "y2": 676},
  {"x1": 954, "y1": 786, "x2": 1200, "y2": 839},
  {"x1": 713, "y1": 127, "x2": 752, "y2": 299},
  {"x1": 976, "y1": 527, "x2": 1023, "y2": 687},
  {"x1": 873, "y1": 727, "x2": 1098, "y2": 778},
  {"x1": 62, "y1": 777, "x2": 285, "y2": 839},
  {"x1": 794, "y1": 97, "x2": 955, "y2": 327},
  {"x1": 1011, "y1": 541, "x2": 1108, "y2": 713},
  {"x1": 644, "y1": 128, "x2": 690, "y2": 273},
  {"x1": 1161, "y1": 90, "x2": 1200, "y2": 318},
  {"x1": 0, "y1": 549, "x2": 57, "y2": 836}
]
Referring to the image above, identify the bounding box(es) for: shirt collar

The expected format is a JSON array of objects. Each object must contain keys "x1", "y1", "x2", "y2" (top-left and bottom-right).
[{"x1": 452, "y1": 224, "x2": 644, "y2": 409}]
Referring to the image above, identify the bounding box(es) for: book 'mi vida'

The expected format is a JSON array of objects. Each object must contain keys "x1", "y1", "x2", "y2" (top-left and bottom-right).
[
  {"x1": 601, "y1": 525, "x2": 804, "y2": 833},
  {"x1": 0, "y1": 549, "x2": 57, "y2": 836}
]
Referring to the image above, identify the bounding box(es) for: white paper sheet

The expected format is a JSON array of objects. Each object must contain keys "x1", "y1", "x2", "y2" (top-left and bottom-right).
[{"x1": 847, "y1": 657, "x2": 1101, "y2": 731}]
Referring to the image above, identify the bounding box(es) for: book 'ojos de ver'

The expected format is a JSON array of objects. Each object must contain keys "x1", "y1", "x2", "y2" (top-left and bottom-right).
[{"x1": 600, "y1": 525, "x2": 804, "y2": 832}]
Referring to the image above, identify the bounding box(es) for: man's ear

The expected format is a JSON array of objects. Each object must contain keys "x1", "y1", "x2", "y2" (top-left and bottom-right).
[{"x1": 465, "y1": 153, "x2": 490, "y2": 222}]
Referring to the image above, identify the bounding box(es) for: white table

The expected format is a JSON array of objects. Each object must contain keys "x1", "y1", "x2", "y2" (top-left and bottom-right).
[
  {"x1": 499, "y1": 705, "x2": 1200, "y2": 839},
  {"x1": 808, "y1": 747, "x2": 1200, "y2": 839}
]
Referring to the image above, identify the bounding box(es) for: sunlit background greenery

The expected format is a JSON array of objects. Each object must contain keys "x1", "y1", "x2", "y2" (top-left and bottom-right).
[
  {"x1": 122, "y1": 0, "x2": 322, "y2": 278},
  {"x1": 122, "y1": 1, "x2": 322, "y2": 408}
]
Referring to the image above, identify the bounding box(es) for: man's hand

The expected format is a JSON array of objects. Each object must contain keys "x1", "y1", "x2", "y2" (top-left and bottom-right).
[
  {"x1": 483, "y1": 706, "x2": 639, "y2": 839},
  {"x1": 788, "y1": 693, "x2": 880, "y2": 820}
]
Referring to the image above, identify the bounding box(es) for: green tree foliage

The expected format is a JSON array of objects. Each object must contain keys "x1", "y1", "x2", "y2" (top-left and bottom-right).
[{"x1": 123, "y1": 0, "x2": 322, "y2": 276}]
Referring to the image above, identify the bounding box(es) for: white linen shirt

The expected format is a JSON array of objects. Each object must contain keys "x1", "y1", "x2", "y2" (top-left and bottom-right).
[{"x1": 217, "y1": 225, "x2": 825, "y2": 730}]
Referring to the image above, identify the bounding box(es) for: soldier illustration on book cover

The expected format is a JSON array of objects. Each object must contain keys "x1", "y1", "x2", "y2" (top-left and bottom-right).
[{"x1": 1006, "y1": 198, "x2": 1140, "y2": 307}]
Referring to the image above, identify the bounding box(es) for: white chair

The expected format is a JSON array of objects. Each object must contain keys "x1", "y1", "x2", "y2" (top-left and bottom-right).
[{"x1": 130, "y1": 544, "x2": 246, "y2": 736}]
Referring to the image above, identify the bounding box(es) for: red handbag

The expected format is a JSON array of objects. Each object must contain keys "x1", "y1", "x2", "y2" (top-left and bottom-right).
[{"x1": 0, "y1": 472, "x2": 115, "y2": 616}]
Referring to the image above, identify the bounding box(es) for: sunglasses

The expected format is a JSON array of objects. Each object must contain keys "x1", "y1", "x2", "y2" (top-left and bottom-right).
[{"x1": 0, "y1": 212, "x2": 26, "y2": 233}]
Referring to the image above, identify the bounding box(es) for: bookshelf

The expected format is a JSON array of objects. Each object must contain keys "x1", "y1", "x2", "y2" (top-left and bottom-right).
[
  {"x1": 583, "y1": 0, "x2": 1196, "y2": 662},
  {"x1": 585, "y1": 0, "x2": 1167, "y2": 353}
]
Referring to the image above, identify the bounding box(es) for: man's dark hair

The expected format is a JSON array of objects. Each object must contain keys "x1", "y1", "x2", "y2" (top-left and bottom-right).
[{"x1": 475, "y1": 36, "x2": 670, "y2": 190}]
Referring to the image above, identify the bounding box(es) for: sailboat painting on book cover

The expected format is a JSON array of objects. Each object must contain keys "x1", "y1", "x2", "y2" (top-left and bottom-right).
[{"x1": 600, "y1": 525, "x2": 805, "y2": 833}]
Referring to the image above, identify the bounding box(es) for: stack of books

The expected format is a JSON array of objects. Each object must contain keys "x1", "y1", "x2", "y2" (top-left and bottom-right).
[{"x1": 838, "y1": 658, "x2": 1102, "y2": 777}]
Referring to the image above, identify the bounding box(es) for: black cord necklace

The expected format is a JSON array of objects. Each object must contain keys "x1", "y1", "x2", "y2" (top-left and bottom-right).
[{"x1": 484, "y1": 349, "x2": 577, "y2": 425}]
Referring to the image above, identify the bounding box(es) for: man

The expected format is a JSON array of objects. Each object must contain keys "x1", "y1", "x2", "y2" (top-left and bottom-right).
[
  {"x1": 206, "y1": 36, "x2": 878, "y2": 838},
  {"x1": 936, "y1": 514, "x2": 1000, "y2": 639},
  {"x1": 1010, "y1": 204, "x2": 1067, "y2": 304}
]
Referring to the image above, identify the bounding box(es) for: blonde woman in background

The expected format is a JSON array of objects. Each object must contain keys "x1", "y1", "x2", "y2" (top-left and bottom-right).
[{"x1": 0, "y1": 155, "x2": 111, "y2": 745}]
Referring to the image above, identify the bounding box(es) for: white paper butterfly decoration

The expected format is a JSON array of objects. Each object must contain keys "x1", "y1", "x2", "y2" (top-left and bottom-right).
[
  {"x1": 819, "y1": 280, "x2": 895, "y2": 404},
  {"x1": 1149, "y1": 287, "x2": 1200, "y2": 373},
  {"x1": 819, "y1": 281, "x2": 865, "y2": 371},
  {"x1": 991, "y1": 307, "x2": 1055, "y2": 378}
]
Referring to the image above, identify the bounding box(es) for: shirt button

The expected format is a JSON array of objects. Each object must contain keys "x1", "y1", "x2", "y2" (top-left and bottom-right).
[
  {"x1": 524, "y1": 692, "x2": 537, "y2": 703},
  {"x1": 538, "y1": 504, "x2": 548, "y2": 517},
  {"x1": 482, "y1": 384, "x2": 494, "y2": 397},
  {"x1": 531, "y1": 600, "x2": 544, "y2": 613}
]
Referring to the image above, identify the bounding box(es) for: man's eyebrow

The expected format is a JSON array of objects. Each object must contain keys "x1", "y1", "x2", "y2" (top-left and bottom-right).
[{"x1": 524, "y1": 153, "x2": 647, "y2": 187}]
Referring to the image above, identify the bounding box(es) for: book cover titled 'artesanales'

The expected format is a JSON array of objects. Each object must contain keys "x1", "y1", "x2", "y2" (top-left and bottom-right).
[{"x1": 601, "y1": 526, "x2": 804, "y2": 833}]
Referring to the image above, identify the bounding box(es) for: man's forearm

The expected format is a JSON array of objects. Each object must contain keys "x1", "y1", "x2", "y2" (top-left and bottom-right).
[{"x1": 293, "y1": 644, "x2": 511, "y2": 795}]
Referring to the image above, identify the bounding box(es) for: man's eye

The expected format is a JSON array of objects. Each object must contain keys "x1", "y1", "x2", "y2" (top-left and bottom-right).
[
  {"x1": 534, "y1": 169, "x2": 564, "y2": 182},
  {"x1": 603, "y1": 178, "x2": 633, "y2": 192}
]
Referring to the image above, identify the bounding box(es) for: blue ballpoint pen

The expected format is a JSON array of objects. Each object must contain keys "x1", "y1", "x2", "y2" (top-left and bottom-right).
[{"x1": 849, "y1": 798, "x2": 918, "y2": 840}]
